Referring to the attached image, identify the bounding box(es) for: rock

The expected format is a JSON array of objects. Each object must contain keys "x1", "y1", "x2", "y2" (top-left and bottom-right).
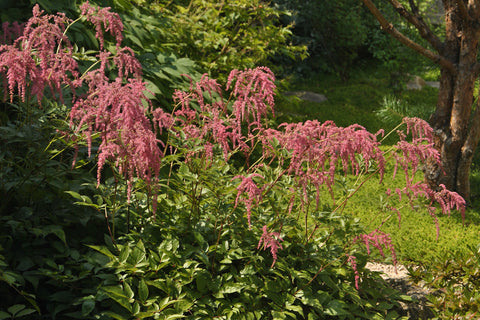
[
  {"x1": 406, "y1": 76, "x2": 427, "y2": 90},
  {"x1": 425, "y1": 81, "x2": 440, "y2": 89},
  {"x1": 283, "y1": 91, "x2": 327, "y2": 103},
  {"x1": 406, "y1": 76, "x2": 440, "y2": 90}
]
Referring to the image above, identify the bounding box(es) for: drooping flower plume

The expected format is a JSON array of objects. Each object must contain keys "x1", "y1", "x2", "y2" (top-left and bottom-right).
[
  {"x1": 80, "y1": 1, "x2": 124, "y2": 49},
  {"x1": 227, "y1": 66, "x2": 276, "y2": 133},
  {"x1": 261, "y1": 120, "x2": 385, "y2": 206},
  {"x1": 70, "y1": 74, "x2": 162, "y2": 202},
  {"x1": 233, "y1": 173, "x2": 264, "y2": 228},
  {"x1": 1, "y1": 21, "x2": 24, "y2": 45},
  {"x1": 0, "y1": 5, "x2": 78, "y2": 104},
  {"x1": 354, "y1": 230, "x2": 397, "y2": 270},
  {"x1": 347, "y1": 254, "x2": 360, "y2": 290},
  {"x1": 258, "y1": 225, "x2": 284, "y2": 268}
]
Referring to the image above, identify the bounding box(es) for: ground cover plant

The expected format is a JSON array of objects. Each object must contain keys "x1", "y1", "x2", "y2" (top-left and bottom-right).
[{"x1": 0, "y1": 2, "x2": 472, "y2": 319}]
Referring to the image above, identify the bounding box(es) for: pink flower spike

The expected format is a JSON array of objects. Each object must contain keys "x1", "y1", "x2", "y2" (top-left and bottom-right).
[
  {"x1": 258, "y1": 225, "x2": 284, "y2": 268},
  {"x1": 402, "y1": 117, "x2": 434, "y2": 143},
  {"x1": 434, "y1": 184, "x2": 466, "y2": 221},
  {"x1": 354, "y1": 230, "x2": 397, "y2": 271},
  {"x1": 80, "y1": 1, "x2": 124, "y2": 49},
  {"x1": 227, "y1": 67, "x2": 276, "y2": 133},
  {"x1": 232, "y1": 173, "x2": 264, "y2": 228},
  {"x1": 347, "y1": 255, "x2": 360, "y2": 290}
]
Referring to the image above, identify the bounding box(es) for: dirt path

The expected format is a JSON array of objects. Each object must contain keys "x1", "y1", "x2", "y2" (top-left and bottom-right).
[{"x1": 366, "y1": 262, "x2": 435, "y2": 319}]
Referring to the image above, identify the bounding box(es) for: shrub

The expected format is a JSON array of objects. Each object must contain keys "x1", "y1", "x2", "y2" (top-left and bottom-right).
[{"x1": 114, "y1": 0, "x2": 307, "y2": 80}]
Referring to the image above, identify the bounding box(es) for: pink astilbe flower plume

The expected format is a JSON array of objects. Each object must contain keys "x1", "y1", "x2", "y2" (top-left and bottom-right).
[
  {"x1": 0, "y1": 5, "x2": 79, "y2": 104},
  {"x1": 113, "y1": 46, "x2": 142, "y2": 79},
  {"x1": 170, "y1": 72, "x2": 256, "y2": 162},
  {"x1": 434, "y1": 184, "x2": 466, "y2": 220},
  {"x1": 80, "y1": 1, "x2": 124, "y2": 49},
  {"x1": 1, "y1": 21, "x2": 24, "y2": 45},
  {"x1": 355, "y1": 230, "x2": 397, "y2": 271},
  {"x1": 227, "y1": 67, "x2": 276, "y2": 133},
  {"x1": 233, "y1": 173, "x2": 264, "y2": 228},
  {"x1": 70, "y1": 74, "x2": 162, "y2": 204},
  {"x1": 347, "y1": 255, "x2": 360, "y2": 290},
  {"x1": 267, "y1": 120, "x2": 385, "y2": 206},
  {"x1": 386, "y1": 118, "x2": 465, "y2": 239},
  {"x1": 402, "y1": 117, "x2": 434, "y2": 143},
  {"x1": 258, "y1": 225, "x2": 284, "y2": 268}
]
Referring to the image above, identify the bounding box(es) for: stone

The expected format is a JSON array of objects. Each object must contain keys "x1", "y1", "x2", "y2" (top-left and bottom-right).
[
  {"x1": 425, "y1": 81, "x2": 440, "y2": 89},
  {"x1": 283, "y1": 91, "x2": 327, "y2": 103},
  {"x1": 406, "y1": 76, "x2": 427, "y2": 90}
]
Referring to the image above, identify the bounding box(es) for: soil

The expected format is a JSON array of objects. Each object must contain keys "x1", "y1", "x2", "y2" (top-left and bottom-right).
[{"x1": 365, "y1": 262, "x2": 436, "y2": 319}]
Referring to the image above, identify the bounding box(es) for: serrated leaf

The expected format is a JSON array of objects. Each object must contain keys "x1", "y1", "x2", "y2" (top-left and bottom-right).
[
  {"x1": 124, "y1": 282, "x2": 135, "y2": 300},
  {"x1": 81, "y1": 299, "x2": 95, "y2": 316},
  {"x1": 87, "y1": 245, "x2": 116, "y2": 260},
  {"x1": 102, "y1": 286, "x2": 132, "y2": 312},
  {"x1": 324, "y1": 300, "x2": 349, "y2": 316},
  {"x1": 7, "y1": 304, "x2": 25, "y2": 316},
  {"x1": 138, "y1": 279, "x2": 148, "y2": 302},
  {"x1": 119, "y1": 245, "x2": 130, "y2": 264}
]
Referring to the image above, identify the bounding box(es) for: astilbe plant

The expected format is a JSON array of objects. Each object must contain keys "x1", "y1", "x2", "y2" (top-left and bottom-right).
[
  {"x1": 160, "y1": 68, "x2": 465, "y2": 278},
  {"x1": 0, "y1": 2, "x2": 163, "y2": 209},
  {"x1": 0, "y1": 3, "x2": 467, "y2": 296}
]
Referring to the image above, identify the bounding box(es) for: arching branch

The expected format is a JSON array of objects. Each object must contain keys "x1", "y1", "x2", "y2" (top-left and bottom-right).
[
  {"x1": 360, "y1": 0, "x2": 457, "y2": 74},
  {"x1": 386, "y1": 0, "x2": 444, "y2": 52}
]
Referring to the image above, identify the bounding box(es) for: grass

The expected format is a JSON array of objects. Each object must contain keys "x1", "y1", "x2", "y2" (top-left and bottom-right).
[{"x1": 275, "y1": 64, "x2": 480, "y2": 266}]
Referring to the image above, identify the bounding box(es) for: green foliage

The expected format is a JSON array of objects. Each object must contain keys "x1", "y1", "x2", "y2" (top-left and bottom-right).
[
  {"x1": 408, "y1": 245, "x2": 480, "y2": 319},
  {"x1": 375, "y1": 94, "x2": 435, "y2": 130},
  {"x1": 118, "y1": 0, "x2": 306, "y2": 80},
  {"x1": 273, "y1": 0, "x2": 368, "y2": 77},
  {"x1": 94, "y1": 0, "x2": 201, "y2": 107},
  {"x1": 0, "y1": 99, "x2": 107, "y2": 318},
  {"x1": 79, "y1": 163, "x2": 411, "y2": 319}
]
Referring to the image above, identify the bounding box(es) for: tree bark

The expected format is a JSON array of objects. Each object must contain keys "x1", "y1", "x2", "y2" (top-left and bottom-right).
[{"x1": 360, "y1": 0, "x2": 480, "y2": 201}]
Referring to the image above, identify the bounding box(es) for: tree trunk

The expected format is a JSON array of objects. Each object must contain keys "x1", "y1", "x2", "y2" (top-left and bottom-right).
[
  {"x1": 360, "y1": 0, "x2": 480, "y2": 201},
  {"x1": 426, "y1": 1, "x2": 480, "y2": 201}
]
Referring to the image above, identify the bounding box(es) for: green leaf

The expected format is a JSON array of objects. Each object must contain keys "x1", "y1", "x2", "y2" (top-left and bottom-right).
[
  {"x1": 15, "y1": 308, "x2": 36, "y2": 318},
  {"x1": 1, "y1": 271, "x2": 21, "y2": 285},
  {"x1": 124, "y1": 282, "x2": 135, "y2": 300},
  {"x1": 102, "y1": 286, "x2": 132, "y2": 312},
  {"x1": 138, "y1": 279, "x2": 149, "y2": 302},
  {"x1": 195, "y1": 271, "x2": 209, "y2": 294},
  {"x1": 271, "y1": 310, "x2": 287, "y2": 319},
  {"x1": 0, "y1": 311, "x2": 10, "y2": 320},
  {"x1": 119, "y1": 245, "x2": 130, "y2": 264},
  {"x1": 8, "y1": 304, "x2": 25, "y2": 316},
  {"x1": 129, "y1": 241, "x2": 146, "y2": 265},
  {"x1": 324, "y1": 300, "x2": 349, "y2": 316},
  {"x1": 285, "y1": 303, "x2": 304, "y2": 316},
  {"x1": 87, "y1": 245, "x2": 116, "y2": 260},
  {"x1": 65, "y1": 191, "x2": 93, "y2": 204},
  {"x1": 42, "y1": 225, "x2": 67, "y2": 245},
  {"x1": 220, "y1": 282, "x2": 244, "y2": 294},
  {"x1": 81, "y1": 299, "x2": 95, "y2": 316}
]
